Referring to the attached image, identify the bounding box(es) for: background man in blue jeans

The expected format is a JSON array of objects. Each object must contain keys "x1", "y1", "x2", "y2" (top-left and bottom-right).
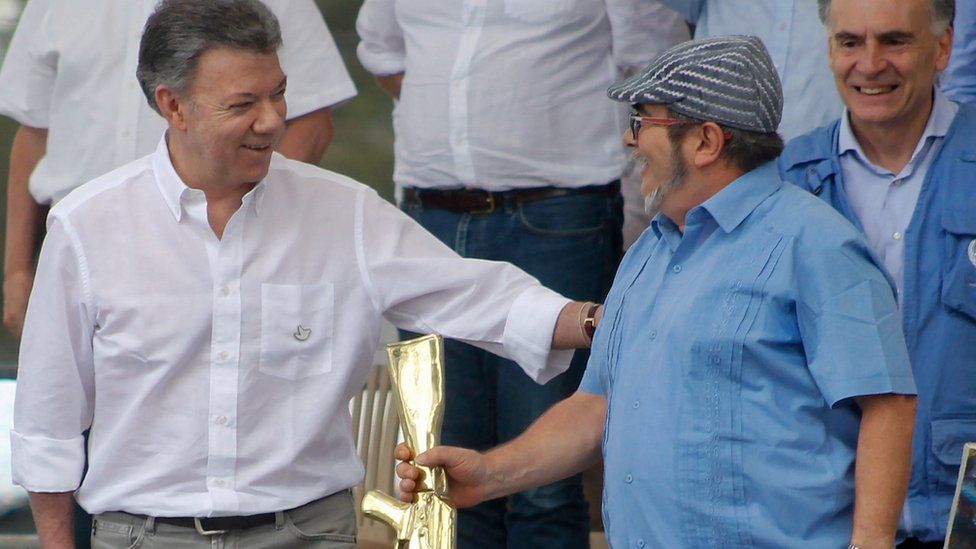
[
  {"x1": 779, "y1": 0, "x2": 976, "y2": 546},
  {"x1": 355, "y1": 1, "x2": 688, "y2": 546}
]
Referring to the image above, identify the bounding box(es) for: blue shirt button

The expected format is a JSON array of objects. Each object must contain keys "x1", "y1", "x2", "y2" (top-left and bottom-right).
[
  {"x1": 637, "y1": 539, "x2": 645, "y2": 548},
  {"x1": 625, "y1": 474, "x2": 633, "y2": 483},
  {"x1": 632, "y1": 400, "x2": 640, "y2": 409},
  {"x1": 649, "y1": 330, "x2": 657, "y2": 340},
  {"x1": 672, "y1": 264, "x2": 682, "y2": 273}
]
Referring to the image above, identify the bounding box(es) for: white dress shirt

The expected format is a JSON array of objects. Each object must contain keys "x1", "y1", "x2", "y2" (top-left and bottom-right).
[
  {"x1": 356, "y1": 0, "x2": 688, "y2": 191},
  {"x1": 11, "y1": 137, "x2": 572, "y2": 517},
  {"x1": 0, "y1": 0, "x2": 357, "y2": 205}
]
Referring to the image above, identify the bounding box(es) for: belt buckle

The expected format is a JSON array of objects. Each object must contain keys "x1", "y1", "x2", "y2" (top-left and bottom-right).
[
  {"x1": 194, "y1": 517, "x2": 228, "y2": 536},
  {"x1": 471, "y1": 192, "x2": 495, "y2": 214}
]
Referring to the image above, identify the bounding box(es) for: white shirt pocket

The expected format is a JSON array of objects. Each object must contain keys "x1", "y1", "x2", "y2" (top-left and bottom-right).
[{"x1": 259, "y1": 283, "x2": 334, "y2": 380}]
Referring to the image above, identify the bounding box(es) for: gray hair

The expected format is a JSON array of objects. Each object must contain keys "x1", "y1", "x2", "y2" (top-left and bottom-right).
[
  {"x1": 664, "y1": 109, "x2": 784, "y2": 174},
  {"x1": 137, "y1": 0, "x2": 283, "y2": 114},
  {"x1": 817, "y1": 0, "x2": 954, "y2": 35}
]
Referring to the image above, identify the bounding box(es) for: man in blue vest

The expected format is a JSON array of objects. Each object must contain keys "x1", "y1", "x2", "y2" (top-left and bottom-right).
[{"x1": 779, "y1": 1, "x2": 974, "y2": 546}]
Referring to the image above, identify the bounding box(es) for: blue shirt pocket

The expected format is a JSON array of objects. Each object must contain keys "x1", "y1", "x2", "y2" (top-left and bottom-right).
[{"x1": 940, "y1": 208, "x2": 976, "y2": 321}]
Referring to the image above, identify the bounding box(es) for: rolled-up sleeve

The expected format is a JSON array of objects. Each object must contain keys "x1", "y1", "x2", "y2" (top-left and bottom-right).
[
  {"x1": 355, "y1": 190, "x2": 572, "y2": 383},
  {"x1": 795, "y1": 236, "x2": 916, "y2": 408},
  {"x1": 605, "y1": 0, "x2": 690, "y2": 75},
  {"x1": 12, "y1": 216, "x2": 95, "y2": 492},
  {"x1": 274, "y1": 0, "x2": 357, "y2": 117},
  {"x1": 0, "y1": 0, "x2": 57, "y2": 128},
  {"x1": 355, "y1": 0, "x2": 406, "y2": 76}
]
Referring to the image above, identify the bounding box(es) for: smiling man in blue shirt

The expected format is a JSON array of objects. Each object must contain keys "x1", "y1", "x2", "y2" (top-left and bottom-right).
[
  {"x1": 779, "y1": 1, "x2": 976, "y2": 546},
  {"x1": 395, "y1": 36, "x2": 918, "y2": 549}
]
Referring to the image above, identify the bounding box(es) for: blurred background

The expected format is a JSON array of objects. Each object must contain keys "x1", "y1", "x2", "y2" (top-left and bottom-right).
[{"x1": 0, "y1": 0, "x2": 394, "y2": 376}]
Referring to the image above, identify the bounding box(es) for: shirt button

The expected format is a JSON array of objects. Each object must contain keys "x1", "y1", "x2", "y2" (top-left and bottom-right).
[
  {"x1": 221, "y1": 285, "x2": 230, "y2": 296},
  {"x1": 632, "y1": 401, "x2": 640, "y2": 409},
  {"x1": 625, "y1": 474, "x2": 633, "y2": 484},
  {"x1": 213, "y1": 478, "x2": 225, "y2": 487},
  {"x1": 672, "y1": 264, "x2": 682, "y2": 273},
  {"x1": 216, "y1": 415, "x2": 228, "y2": 425},
  {"x1": 637, "y1": 539, "x2": 645, "y2": 548},
  {"x1": 649, "y1": 330, "x2": 657, "y2": 340},
  {"x1": 892, "y1": 231, "x2": 903, "y2": 240},
  {"x1": 218, "y1": 351, "x2": 229, "y2": 360}
]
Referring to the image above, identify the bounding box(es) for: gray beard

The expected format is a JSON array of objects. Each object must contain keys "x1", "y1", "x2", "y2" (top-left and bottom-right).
[{"x1": 642, "y1": 152, "x2": 687, "y2": 218}]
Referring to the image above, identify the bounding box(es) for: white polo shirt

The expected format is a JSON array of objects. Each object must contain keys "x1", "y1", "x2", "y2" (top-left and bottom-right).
[
  {"x1": 11, "y1": 137, "x2": 571, "y2": 516},
  {"x1": 0, "y1": 0, "x2": 357, "y2": 205}
]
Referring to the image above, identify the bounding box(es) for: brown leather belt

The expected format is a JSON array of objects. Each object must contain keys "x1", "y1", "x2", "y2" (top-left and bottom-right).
[{"x1": 401, "y1": 182, "x2": 620, "y2": 214}]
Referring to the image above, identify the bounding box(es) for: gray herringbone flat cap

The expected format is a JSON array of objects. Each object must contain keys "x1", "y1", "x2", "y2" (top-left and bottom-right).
[{"x1": 608, "y1": 35, "x2": 783, "y2": 133}]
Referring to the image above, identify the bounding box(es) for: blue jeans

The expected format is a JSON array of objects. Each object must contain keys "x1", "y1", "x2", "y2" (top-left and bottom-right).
[{"x1": 401, "y1": 185, "x2": 623, "y2": 549}]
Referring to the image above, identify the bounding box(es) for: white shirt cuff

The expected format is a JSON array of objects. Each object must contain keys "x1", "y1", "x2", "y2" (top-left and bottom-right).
[
  {"x1": 502, "y1": 286, "x2": 573, "y2": 384},
  {"x1": 10, "y1": 430, "x2": 85, "y2": 492},
  {"x1": 356, "y1": 45, "x2": 406, "y2": 76}
]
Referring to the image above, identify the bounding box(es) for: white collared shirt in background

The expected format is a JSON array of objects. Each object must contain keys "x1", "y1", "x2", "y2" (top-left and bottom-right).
[
  {"x1": 11, "y1": 137, "x2": 571, "y2": 517},
  {"x1": 356, "y1": 0, "x2": 689, "y2": 191},
  {"x1": 0, "y1": 0, "x2": 357, "y2": 205}
]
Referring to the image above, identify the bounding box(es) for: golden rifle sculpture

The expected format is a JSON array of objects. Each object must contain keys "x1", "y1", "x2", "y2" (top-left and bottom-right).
[{"x1": 362, "y1": 334, "x2": 457, "y2": 548}]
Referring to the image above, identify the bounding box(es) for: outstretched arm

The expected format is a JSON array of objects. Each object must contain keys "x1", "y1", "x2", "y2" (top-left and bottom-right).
[
  {"x1": 397, "y1": 390, "x2": 606, "y2": 506},
  {"x1": 551, "y1": 302, "x2": 603, "y2": 349}
]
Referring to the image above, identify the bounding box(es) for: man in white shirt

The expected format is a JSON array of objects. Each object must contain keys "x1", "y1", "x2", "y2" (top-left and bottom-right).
[
  {"x1": 12, "y1": 1, "x2": 596, "y2": 547},
  {"x1": 0, "y1": 0, "x2": 357, "y2": 340},
  {"x1": 355, "y1": 2, "x2": 688, "y2": 545}
]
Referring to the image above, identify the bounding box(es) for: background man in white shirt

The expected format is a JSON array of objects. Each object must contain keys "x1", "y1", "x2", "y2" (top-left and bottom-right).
[
  {"x1": 355, "y1": 2, "x2": 688, "y2": 545},
  {"x1": 12, "y1": 1, "x2": 598, "y2": 547},
  {"x1": 0, "y1": 0, "x2": 357, "y2": 340}
]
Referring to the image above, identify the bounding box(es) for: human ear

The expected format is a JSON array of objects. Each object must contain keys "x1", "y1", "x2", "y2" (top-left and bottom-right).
[
  {"x1": 155, "y1": 85, "x2": 189, "y2": 130},
  {"x1": 691, "y1": 122, "x2": 726, "y2": 168}
]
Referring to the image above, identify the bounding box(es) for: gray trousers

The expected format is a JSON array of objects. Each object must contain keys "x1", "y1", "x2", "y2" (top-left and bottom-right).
[{"x1": 90, "y1": 490, "x2": 357, "y2": 548}]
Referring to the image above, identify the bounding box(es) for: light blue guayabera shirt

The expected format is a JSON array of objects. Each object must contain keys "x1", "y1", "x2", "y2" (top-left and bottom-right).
[
  {"x1": 655, "y1": 0, "x2": 843, "y2": 140},
  {"x1": 943, "y1": 0, "x2": 976, "y2": 104},
  {"x1": 839, "y1": 88, "x2": 959, "y2": 305},
  {"x1": 581, "y1": 163, "x2": 916, "y2": 548}
]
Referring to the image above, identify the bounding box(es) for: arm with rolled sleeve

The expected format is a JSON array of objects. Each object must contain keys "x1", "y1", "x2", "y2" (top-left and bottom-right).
[
  {"x1": 356, "y1": 0, "x2": 405, "y2": 98},
  {"x1": 354, "y1": 190, "x2": 574, "y2": 383},
  {"x1": 0, "y1": 0, "x2": 56, "y2": 338},
  {"x1": 604, "y1": 0, "x2": 690, "y2": 75},
  {"x1": 356, "y1": 0, "x2": 405, "y2": 76},
  {"x1": 793, "y1": 231, "x2": 916, "y2": 547},
  {"x1": 271, "y1": 0, "x2": 357, "y2": 162},
  {"x1": 12, "y1": 216, "x2": 96, "y2": 541}
]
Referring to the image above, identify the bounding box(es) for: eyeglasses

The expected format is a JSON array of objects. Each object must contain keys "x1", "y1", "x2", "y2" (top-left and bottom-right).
[{"x1": 629, "y1": 113, "x2": 696, "y2": 140}]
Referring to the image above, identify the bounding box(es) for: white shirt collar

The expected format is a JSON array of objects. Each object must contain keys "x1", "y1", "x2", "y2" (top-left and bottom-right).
[
  {"x1": 838, "y1": 86, "x2": 959, "y2": 173},
  {"x1": 150, "y1": 134, "x2": 268, "y2": 223}
]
